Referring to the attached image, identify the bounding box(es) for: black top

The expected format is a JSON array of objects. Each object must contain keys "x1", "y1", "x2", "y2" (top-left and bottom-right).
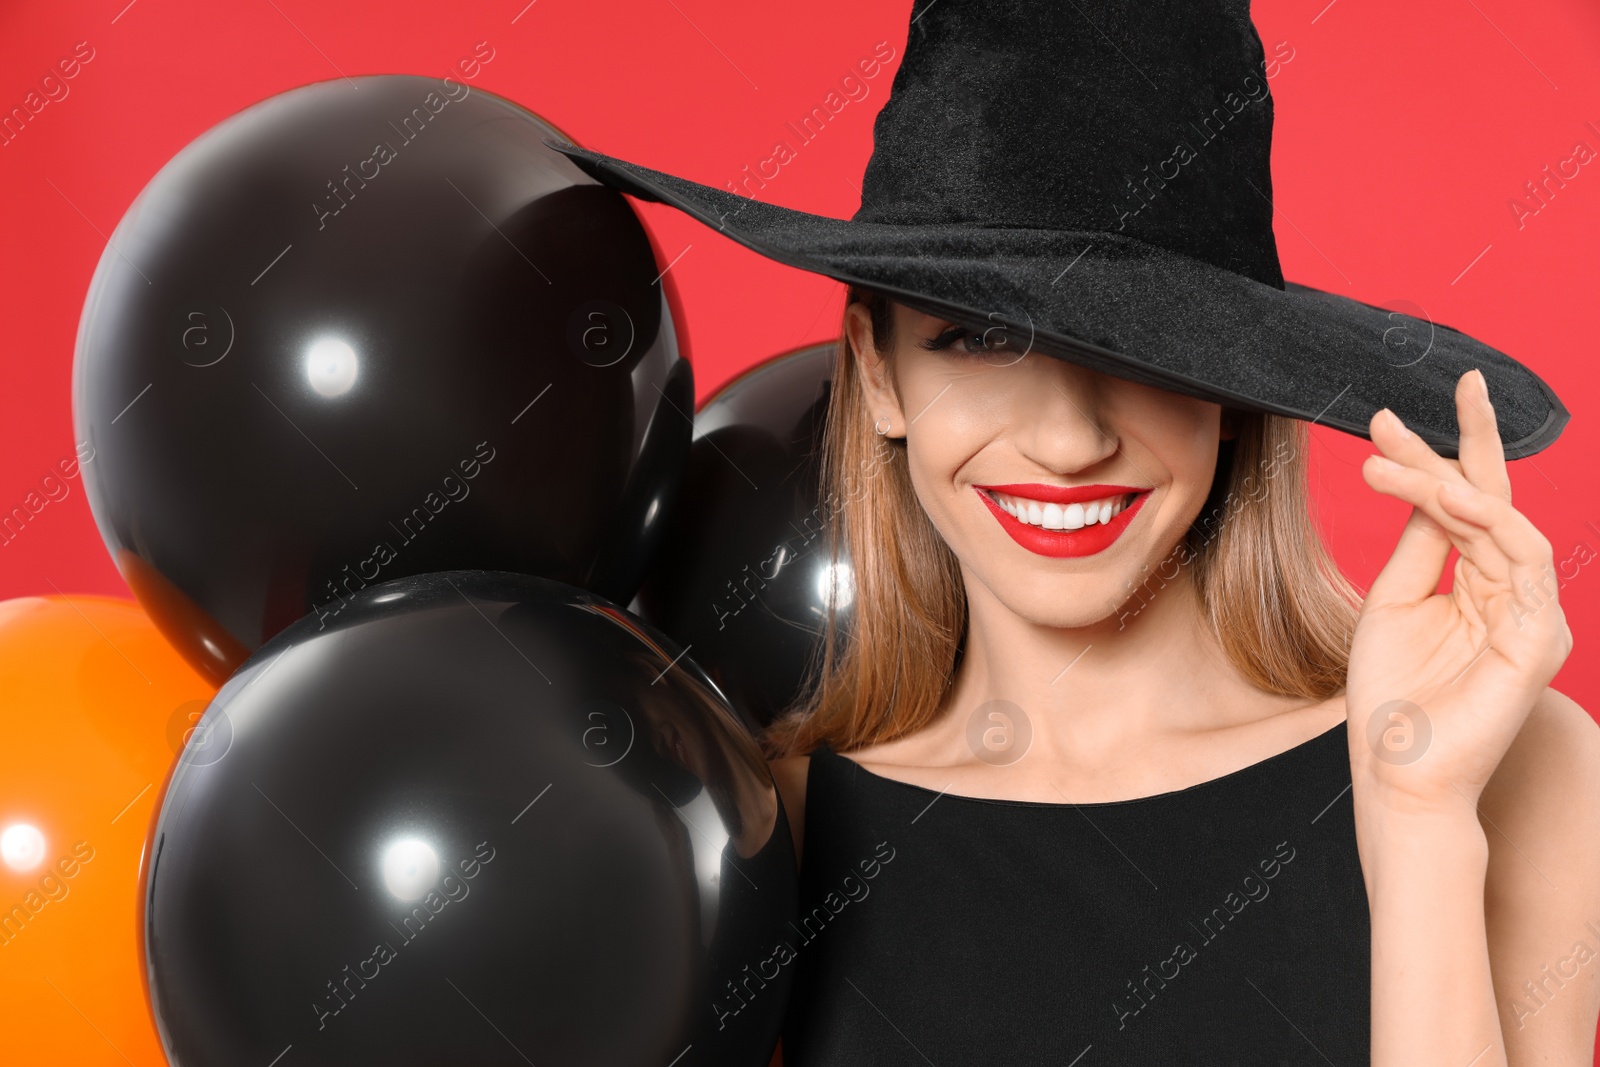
[{"x1": 782, "y1": 720, "x2": 1371, "y2": 1065}]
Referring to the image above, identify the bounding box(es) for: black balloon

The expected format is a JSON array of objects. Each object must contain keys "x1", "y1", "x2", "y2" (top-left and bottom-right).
[
  {"x1": 144, "y1": 570, "x2": 795, "y2": 1067},
  {"x1": 634, "y1": 343, "x2": 870, "y2": 726},
  {"x1": 73, "y1": 75, "x2": 692, "y2": 686}
]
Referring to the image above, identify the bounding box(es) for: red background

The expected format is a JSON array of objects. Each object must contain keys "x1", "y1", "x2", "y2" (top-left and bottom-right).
[
  {"x1": 8, "y1": 0, "x2": 1595, "y2": 708},
  {"x1": 0, "y1": 0, "x2": 1596, "y2": 1056}
]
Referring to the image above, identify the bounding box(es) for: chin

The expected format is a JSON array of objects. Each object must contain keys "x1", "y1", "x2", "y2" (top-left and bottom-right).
[{"x1": 987, "y1": 573, "x2": 1142, "y2": 631}]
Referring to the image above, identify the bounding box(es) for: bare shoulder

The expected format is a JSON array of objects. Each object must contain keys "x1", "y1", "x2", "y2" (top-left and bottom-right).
[
  {"x1": 1479, "y1": 685, "x2": 1600, "y2": 1059},
  {"x1": 769, "y1": 755, "x2": 810, "y2": 870}
]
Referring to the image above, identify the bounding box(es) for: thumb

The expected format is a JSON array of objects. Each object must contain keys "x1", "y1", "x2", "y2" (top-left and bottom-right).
[{"x1": 1364, "y1": 504, "x2": 1453, "y2": 610}]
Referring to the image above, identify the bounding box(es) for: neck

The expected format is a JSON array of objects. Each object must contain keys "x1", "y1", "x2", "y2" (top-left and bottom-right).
[{"x1": 941, "y1": 555, "x2": 1307, "y2": 766}]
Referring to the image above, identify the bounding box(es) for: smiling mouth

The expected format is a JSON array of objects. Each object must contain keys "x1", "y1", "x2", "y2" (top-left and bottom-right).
[
  {"x1": 972, "y1": 485, "x2": 1151, "y2": 558},
  {"x1": 980, "y1": 488, "x2": 1139, "y2": 530}
]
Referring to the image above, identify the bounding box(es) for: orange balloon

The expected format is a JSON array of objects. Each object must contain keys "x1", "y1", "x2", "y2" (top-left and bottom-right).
[{"x1": 0, "y1": 595, "x2": 215, "y2": 1066}]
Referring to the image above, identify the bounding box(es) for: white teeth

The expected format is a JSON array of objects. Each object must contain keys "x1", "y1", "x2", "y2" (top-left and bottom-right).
[{"x1": 989, "y1": 490, "x2": 1134, "y2": 529}]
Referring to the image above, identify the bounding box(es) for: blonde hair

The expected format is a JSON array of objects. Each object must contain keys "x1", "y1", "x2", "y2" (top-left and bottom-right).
[{"x1": 761, "y1": 286, "x2": 1364, "y2": 758}]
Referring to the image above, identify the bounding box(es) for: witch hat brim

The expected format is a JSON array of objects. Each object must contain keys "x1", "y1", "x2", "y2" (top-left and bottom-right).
[{"x1": 546, "y1": 138, "x2": 1568, "y2": 460}]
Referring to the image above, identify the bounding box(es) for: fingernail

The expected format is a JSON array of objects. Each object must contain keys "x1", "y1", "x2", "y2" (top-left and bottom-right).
[
  {"x1": 1371, "y1": 455, "x2": 1402, "y2": 472},
  {"x1": 1473, "y1": 368, "x2": 1488, "y2": 397},
  {"x1": 1382, "y1": 408, "x2": 1411, "y2": 437}
]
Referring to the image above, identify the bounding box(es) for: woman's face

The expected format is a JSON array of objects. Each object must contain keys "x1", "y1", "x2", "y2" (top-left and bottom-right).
[{"x1": 847, "y1": 300, "x2": 1234, "y2": 628}]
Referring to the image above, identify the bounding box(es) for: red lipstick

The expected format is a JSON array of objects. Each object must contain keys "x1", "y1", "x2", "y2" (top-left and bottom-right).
[{"x1": 972, "y1": 483, "x2": 1149, "y2": 558}]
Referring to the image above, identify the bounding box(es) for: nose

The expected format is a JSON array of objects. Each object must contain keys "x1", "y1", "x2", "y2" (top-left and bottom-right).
[{"x1": 1006, "y1": 357, "x2": 1119, "y2": 474}]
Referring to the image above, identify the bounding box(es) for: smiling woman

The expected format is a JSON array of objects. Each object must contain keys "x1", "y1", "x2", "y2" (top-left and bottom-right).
[
  {"x1": 761, "y1": 285, "x2": 1362, "y2": 757},
  {"x1": 549, "y1": 0, "x2": 1595, "y2": 1061}
]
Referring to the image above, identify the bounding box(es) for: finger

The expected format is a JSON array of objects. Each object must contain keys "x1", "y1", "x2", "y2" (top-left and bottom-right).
[
  {"x1": 1455, "y1": 369, "x2": 1513, "y2": 503},
  {"x1": 1364, "y1": 455, "x2": 1497, "y2": 546},
  {"x1": 1433, "y1": 479, "x2": 1567, "y2": 683},
  {"x1": 1456, "y1": 555, "x2": 1491, "y2": 602},
  {"x1": 1472, "y1": 558, "x2": 1568, "y2": 694},
  {"x1": 1451, "y1": 556, "x2": 1491, "y2": 626},
  {"x1": 1437, "y1": 481, "x2": 1551, "y2": 567},
  {"x1": 1363, "y1": 455, "x2": 1512, "y2": 584},
  {"x1": 1369, "y1": 406, "x2": 1468, "y2": 487},
  {"x1": 1444, "y1": 513, "x2": 1552, "y2": 657},
  {"x1": 1370, "y1": 467, "x2": 1566, "y2": 689},
  {"x1": 1362, "y1": 499, "x2": 1453, "y2": 607},
  {"x1": 1437, "y1": 481, "x2": 1557, "y2": 607}
]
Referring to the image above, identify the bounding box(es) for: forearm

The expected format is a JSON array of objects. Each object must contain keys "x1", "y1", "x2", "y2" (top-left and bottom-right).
[{"x1": 1356, "y1": 790, "x2": 1501, "y2": 1066}]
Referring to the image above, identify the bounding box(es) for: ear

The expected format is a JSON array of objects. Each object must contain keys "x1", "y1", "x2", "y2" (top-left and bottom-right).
[
  {"x1": 845, "y1": 301, "x2": 907, "y2": 437},
  {"x1": 1219, "y1": 406, "x2": 1240, "y2": 442}
]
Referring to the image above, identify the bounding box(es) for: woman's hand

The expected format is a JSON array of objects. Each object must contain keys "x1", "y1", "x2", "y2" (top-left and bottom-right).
[{"x1": 1346, "y1": 368, "x2": 1573, "y2": 816}]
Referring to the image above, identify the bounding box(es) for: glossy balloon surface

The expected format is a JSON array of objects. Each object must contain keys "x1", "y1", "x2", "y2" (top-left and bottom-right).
[
  {"x1": 0, "y1": 595, "x2": 215, "y2": 1066},
  {"x1": 144, "y1": 570, "x2": 794, "y2": 1067},
  {"x1": 636, "y1": 343, "x2": 870, "y2": 726},
  {"x1": 73, "y1": 75, "x2": 691, "y2": 687}
]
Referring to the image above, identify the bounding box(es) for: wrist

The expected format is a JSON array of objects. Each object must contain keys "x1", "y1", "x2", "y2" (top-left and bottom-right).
[
  {"x1": 1349, "y1": 764, "x2": 1484, "y2": 822},
  {"x1": 1351, "y1": 783, "x2": 1489, "y2": 890}
]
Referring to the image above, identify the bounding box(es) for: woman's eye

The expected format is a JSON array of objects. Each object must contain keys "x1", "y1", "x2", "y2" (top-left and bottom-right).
[
  {"x1": 961, "y1": 330, "x2": 1014, "y2": 355},
  {"x1": 922, "y1": 325, "x2": 1011, "y2": 354},
  {"x1": 918, "y1": 325, "x2": 1021, "y2": 365}
]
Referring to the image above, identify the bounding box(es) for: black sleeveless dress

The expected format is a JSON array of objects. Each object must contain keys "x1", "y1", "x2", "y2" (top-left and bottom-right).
[{"x1": 781, "y1": 720, "x2": 1371, "y2": 1065}]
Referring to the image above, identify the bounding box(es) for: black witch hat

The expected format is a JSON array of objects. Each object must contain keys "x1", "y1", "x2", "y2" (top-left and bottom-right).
[{"x1": 545, "y1": 0, "x2": 1567, "y2": 459}]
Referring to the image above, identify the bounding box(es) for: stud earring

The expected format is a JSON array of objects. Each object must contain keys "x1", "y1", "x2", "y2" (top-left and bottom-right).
[{"x1": 874, "y1": 416, "x2": 892, "y2": 436}]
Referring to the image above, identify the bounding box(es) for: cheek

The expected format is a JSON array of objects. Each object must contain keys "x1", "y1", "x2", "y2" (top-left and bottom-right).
[
  {"x1": 1178, "y1": 417, "x2": 1224, "y2": 493},
  {"x1": 901, "y1": 424, "x2": 973, "y2": 520},
  {"x1": 890, "y1": 357, "x2": 998, "y2": 482},
  {"x1": 1125, "y1": 391, "x2": 1221, "y2": 474},
  {"x1": 1169, "y1": 416, "x2": 1223, "y2": 488},
  {"x1": 1106, "y1": 391, "x2": 1224, "y2": 538},
  {"x1": 898, "y1": 392, "x2": 996, "y2": 530}
]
